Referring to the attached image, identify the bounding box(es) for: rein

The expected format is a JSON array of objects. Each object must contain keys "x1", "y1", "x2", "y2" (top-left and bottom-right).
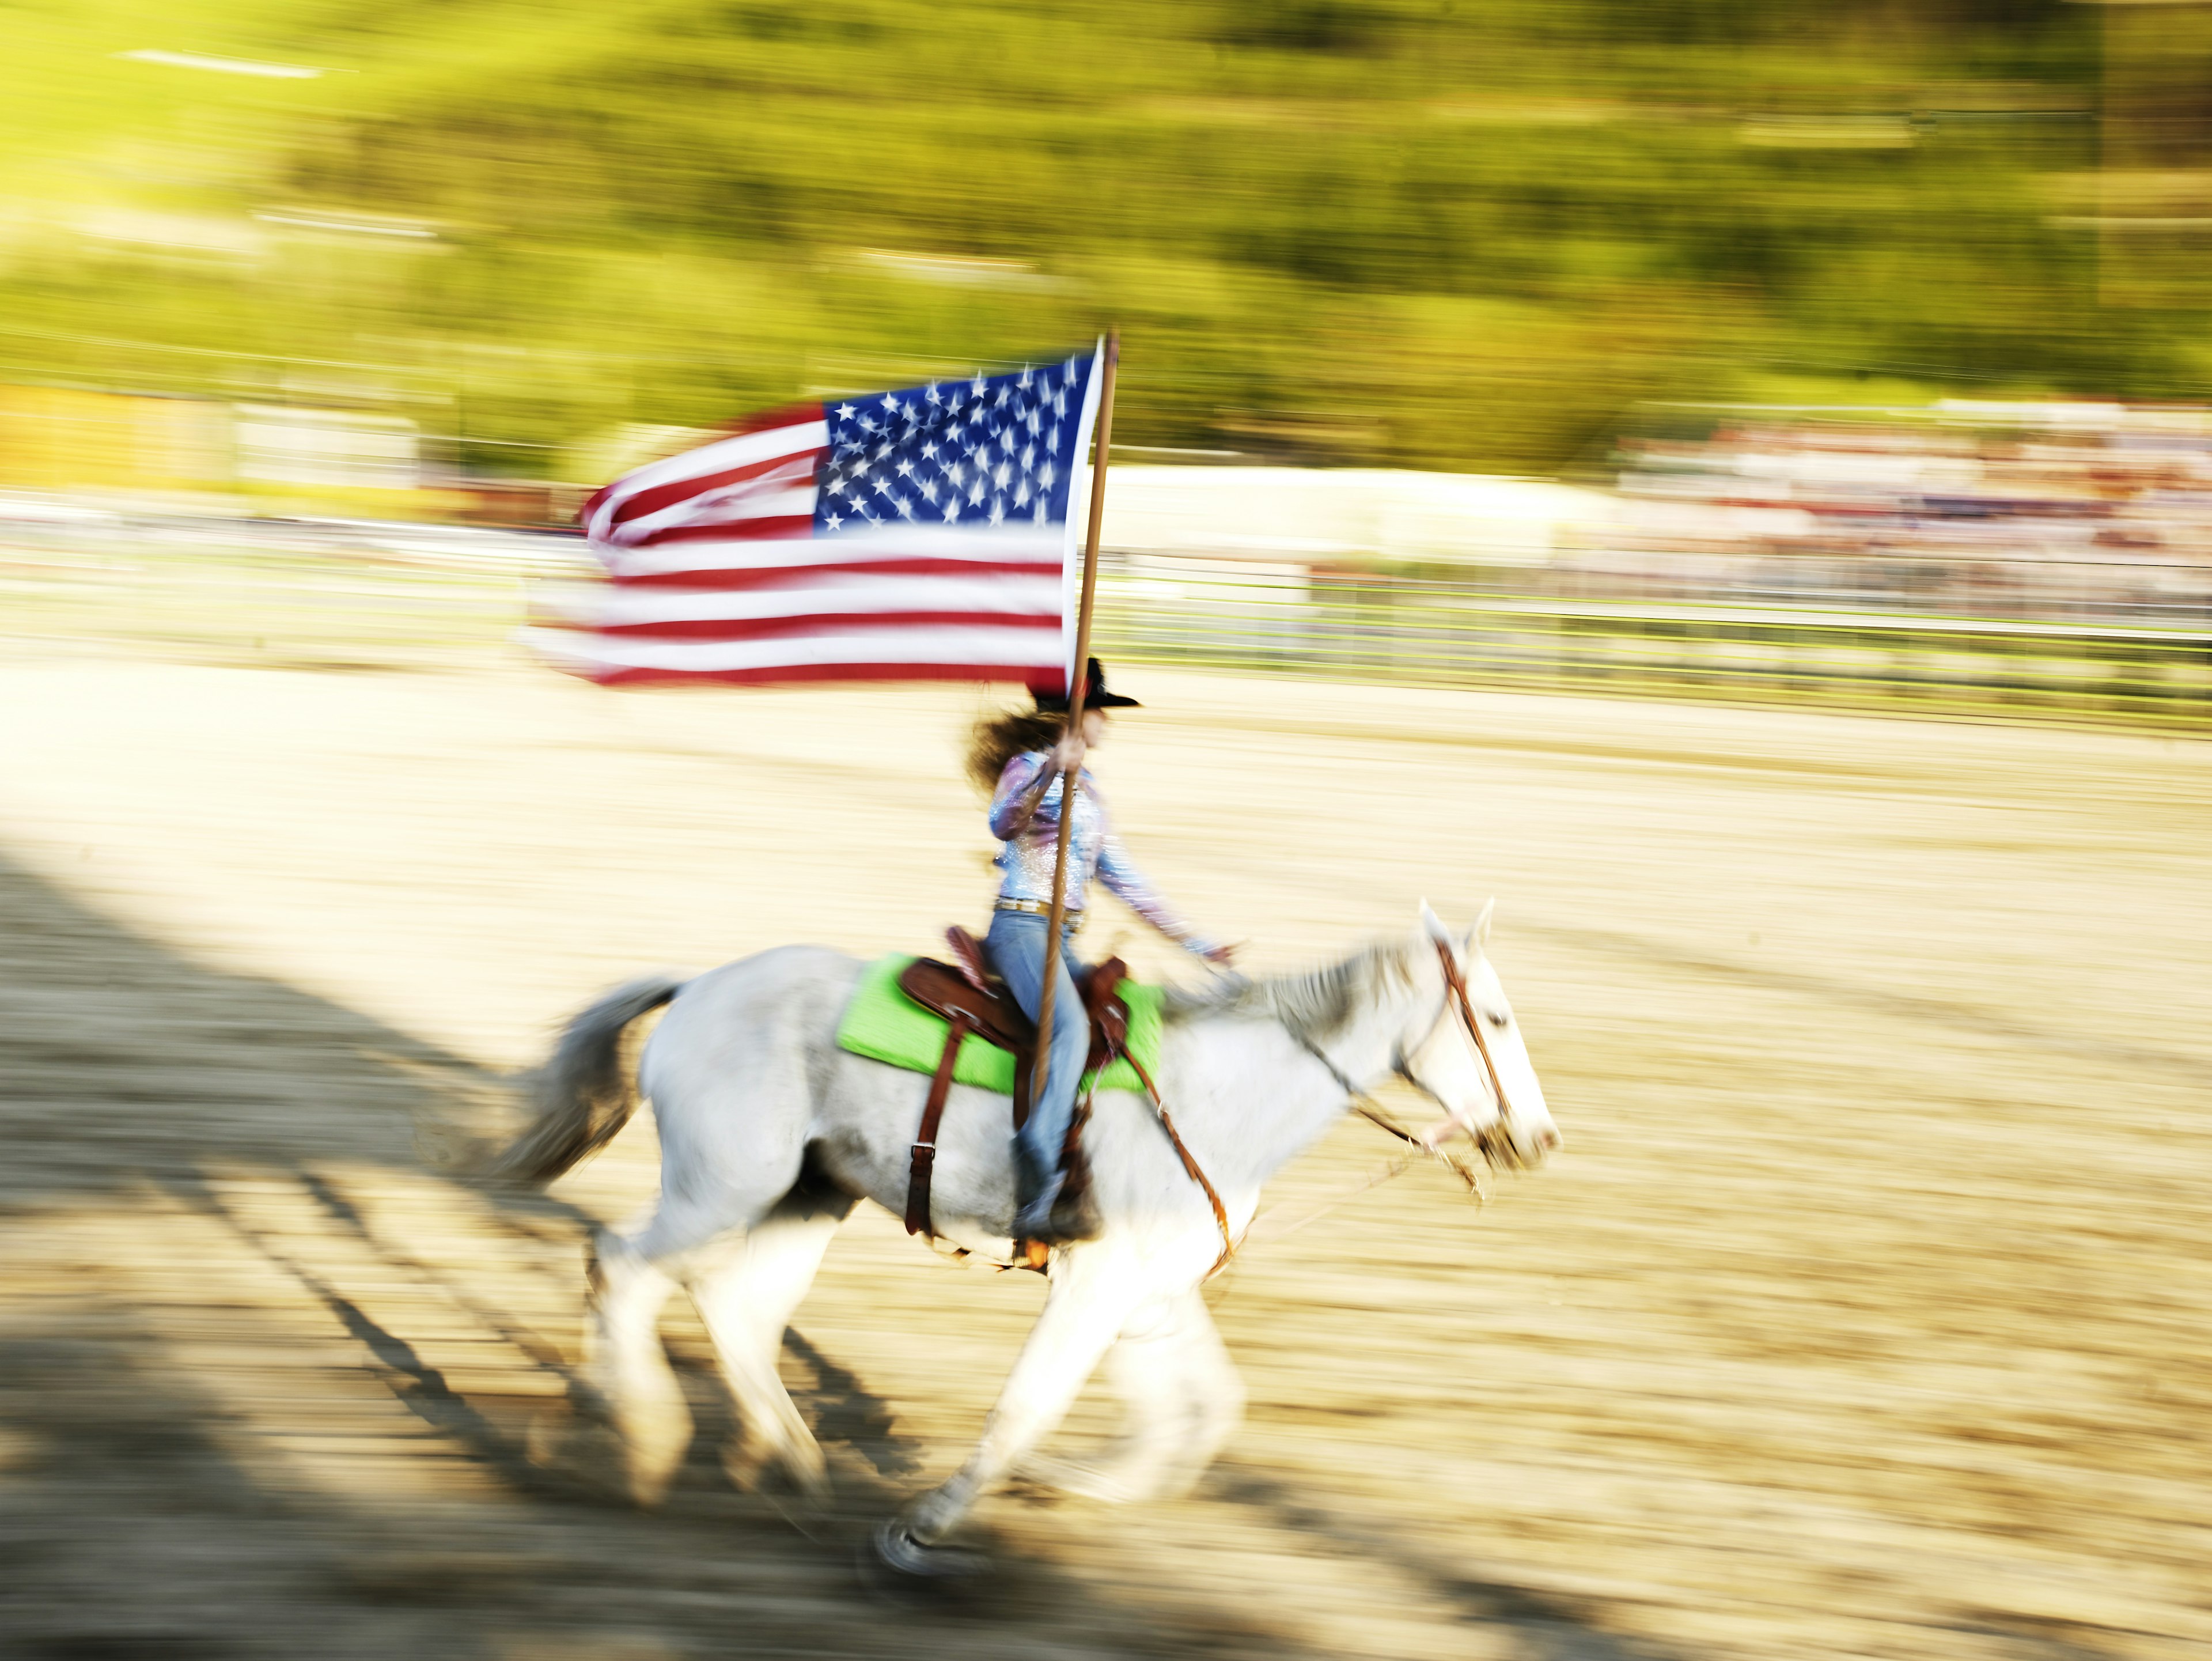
[
  {"x1": 1121, "y1": 1053, "x2": 1238, "y2": 1280},
  {"x1": 1123, "y1": 936, "x2": 1512, "y2": 1285},
  {"x1": 1295, "y1": 937, "x2": 1516, "y2": 1145},
  {"x1": 1249, "y1": 936, "x2": 1510, "y2": 1254}
]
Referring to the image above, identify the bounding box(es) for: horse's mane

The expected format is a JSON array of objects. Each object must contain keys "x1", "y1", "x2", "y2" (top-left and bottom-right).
[{"x1": 1162, "y1": 934, "x2": 1419, "y2": 1042}]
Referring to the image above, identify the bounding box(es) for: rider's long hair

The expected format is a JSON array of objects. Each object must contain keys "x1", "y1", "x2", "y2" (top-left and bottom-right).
[{"x1": 965, "y1": 707, "x2": 1065, "y2": 796}]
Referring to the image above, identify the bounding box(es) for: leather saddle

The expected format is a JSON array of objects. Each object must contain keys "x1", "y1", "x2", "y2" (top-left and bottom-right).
[{"x1": 896, "y1": 926, "x2": 1131, "y2": 1244}]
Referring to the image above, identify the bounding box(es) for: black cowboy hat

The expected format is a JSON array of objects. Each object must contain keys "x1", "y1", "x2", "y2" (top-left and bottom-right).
[{"x1": 1033, "y1": 657, "x2": 1140, "y2": 713}]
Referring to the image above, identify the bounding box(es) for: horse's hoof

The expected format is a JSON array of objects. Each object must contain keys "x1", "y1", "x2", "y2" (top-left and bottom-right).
[{"x1": 869, "y1": 1519, "x2": 992, "y2": 1580}]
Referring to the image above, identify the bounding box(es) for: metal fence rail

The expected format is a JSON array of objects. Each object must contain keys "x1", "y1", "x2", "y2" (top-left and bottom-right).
[
  {"x1": 5, "y1": 504, "x2": 2207, "y2": 725},
  {"x1": 1094, "y1": 553, "x2": 2212, "y2": 726}
]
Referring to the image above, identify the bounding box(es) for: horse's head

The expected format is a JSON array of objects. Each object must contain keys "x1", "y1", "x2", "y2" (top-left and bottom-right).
[{"x1": 1400, "y1": 901, "x2": 1560, "y2": 1171}]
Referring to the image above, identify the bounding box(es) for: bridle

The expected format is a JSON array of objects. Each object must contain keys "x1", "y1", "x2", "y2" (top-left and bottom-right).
[
  {"x1": 1292, "y1": 936, "x2": 1521, "y2": 1169},
  {"x1": 1195, "y1": 937, "x2": 1525, "y2": 1285},
  {"x1": 1431, "y1": 936, "x2": 1518, "y2": 1148}
]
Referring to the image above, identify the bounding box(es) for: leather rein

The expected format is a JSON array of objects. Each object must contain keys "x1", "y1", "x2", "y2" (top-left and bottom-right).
[
  {"x1": 1173, "y1": 935, "x2": 1515, "y2": 1283},
  {"x1": 1116, "y1": 1053, "x2": 1237, "y2": 1281}
]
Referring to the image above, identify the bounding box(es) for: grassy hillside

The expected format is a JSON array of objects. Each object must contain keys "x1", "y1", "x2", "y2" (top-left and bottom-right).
[{"x1": 4, "y1": 0, "x2": 2194, "y2": 478}]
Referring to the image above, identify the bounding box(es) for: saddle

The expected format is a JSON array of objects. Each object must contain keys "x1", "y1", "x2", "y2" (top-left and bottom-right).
[{"x1": 896, "y1": 927, "x2": 1132, "y2": 1245}]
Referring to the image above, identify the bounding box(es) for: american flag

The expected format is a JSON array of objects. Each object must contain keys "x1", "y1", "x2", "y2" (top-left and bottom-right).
[{"x1": 528, "y1": 345, "x2": 1103, "y2": 687}]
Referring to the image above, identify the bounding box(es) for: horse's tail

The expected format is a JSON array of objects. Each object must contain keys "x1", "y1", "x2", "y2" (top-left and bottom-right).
[{"x1": 489, "y1": 977, "x2": 687, "y2": 1186}]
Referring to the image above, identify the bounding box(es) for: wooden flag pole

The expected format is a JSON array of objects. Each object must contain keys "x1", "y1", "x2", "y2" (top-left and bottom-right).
[{"x1": 1029, "y1": 330, "x2": 1119, "y2": 1116}]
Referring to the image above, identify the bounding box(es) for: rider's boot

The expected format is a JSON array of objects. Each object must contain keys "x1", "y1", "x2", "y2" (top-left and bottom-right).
[
  {"x1": 1046, "y1": 1175, "x2": 1103, "y2": 1242},
  {"x1": 1011, "y1": 1140, "x2": 1066, "y2": 1240}
]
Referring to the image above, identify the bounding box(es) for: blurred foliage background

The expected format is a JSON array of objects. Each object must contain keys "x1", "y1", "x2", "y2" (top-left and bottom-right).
[{"x1": 5, "y1": 0, "x2": 2206, "y2": 479}]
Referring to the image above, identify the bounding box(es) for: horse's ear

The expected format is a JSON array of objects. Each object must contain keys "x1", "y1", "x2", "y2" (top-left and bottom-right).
[
  {"x1": 1467, "y1": 896, "x2": 1496, "y2": 950},
  {"x1": 1419, "y1": 899, "x2": 1454, "y2": 947}
]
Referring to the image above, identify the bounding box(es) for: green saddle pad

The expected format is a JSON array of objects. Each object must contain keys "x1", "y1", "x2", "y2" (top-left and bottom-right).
[{"x1": 835, "y1": 953, "x2": 1162, "y2": 1096}]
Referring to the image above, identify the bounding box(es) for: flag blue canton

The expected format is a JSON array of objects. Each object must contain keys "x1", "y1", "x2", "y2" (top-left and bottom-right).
[{"x1": 815, "y1": 353, "x2": 1093, "y2": 535}]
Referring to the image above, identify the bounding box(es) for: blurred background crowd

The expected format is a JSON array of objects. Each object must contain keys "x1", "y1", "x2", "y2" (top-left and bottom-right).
[{"x1": 1582, "y1": 401, "x2": 2212, "y2": 622}]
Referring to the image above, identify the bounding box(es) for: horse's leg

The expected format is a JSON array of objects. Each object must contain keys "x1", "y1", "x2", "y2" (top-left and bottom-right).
[
  {"x1": 1022, "y1": 1285, "x2": 1245, "y2": 1504},
  {"x1": 897, "y1": 1247, "x2": 1149, "y2": 1550},
  {"x1": 580, "y1": 1212, "x2": 696, "y2": 1507},
  {"x1": 687, "y1": 1181, "x2": 853, "y2": 1499},
  {"x1": 584, "y1": 1152, "x2": 810, "y2": 1500},
  {"x1": 1145, "y1": 1287, "x2": 1244, "y2": 1497},
  {"x1": 581, "y1": 962, "x2": 835, "y2": 1505}
]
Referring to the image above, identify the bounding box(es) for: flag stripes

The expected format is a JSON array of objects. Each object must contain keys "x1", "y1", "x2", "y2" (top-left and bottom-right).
[{"x1": 537, "y1": 351, "x2": 1100, "y2": 687}]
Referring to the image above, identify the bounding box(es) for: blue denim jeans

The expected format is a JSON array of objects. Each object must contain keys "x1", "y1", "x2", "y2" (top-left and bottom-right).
[{"x1": 985, "y1": 908, "x2": 1088, "y2": 1194}]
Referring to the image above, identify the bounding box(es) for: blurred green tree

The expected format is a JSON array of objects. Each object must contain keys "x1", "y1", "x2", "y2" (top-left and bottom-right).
[{"x1": 3, "y1": 0, "x2": 2193, "y2": 479}]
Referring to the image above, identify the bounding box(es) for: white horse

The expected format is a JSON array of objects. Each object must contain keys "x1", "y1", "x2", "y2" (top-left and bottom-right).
[{"x1": 495, "y1": 901, "x2": 1559, "y2": 1569}]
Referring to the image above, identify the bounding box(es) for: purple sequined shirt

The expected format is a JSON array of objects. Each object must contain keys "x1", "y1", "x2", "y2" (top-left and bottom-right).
[{"x1": 989, "y1": 752, "x2": 1217, "y2": 956}]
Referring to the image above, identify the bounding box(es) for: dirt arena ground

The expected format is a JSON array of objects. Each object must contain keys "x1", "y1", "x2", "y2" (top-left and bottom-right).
[{"x1": 0, "y1": 640, "x2": 2206, "y2": 1660}]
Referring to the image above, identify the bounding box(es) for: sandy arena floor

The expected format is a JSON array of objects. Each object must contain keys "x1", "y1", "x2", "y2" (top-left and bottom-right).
[{"x1": 0, "y1": 645, "x2": 2206, "y2": 1660}]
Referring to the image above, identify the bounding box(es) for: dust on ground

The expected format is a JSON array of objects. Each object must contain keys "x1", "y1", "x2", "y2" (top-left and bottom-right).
[{"x1": 0, "y1": 646, "x2": 2206, "y2": 1660}]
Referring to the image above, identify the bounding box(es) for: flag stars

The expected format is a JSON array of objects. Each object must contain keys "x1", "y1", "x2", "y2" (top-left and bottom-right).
[{"x1": 818, "y1": 356, "x2": 1089, "y2": 536}]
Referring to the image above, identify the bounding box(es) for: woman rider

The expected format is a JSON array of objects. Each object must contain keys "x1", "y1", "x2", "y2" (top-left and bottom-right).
[{"x1": 967, "y1": 659, "x2": 1232, "y2": 1240}]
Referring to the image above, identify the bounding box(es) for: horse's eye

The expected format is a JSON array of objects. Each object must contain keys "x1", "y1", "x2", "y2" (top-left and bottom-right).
[{"x1": 1486, "y1": 1008, "x2": 1510, "y2": 1029}]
